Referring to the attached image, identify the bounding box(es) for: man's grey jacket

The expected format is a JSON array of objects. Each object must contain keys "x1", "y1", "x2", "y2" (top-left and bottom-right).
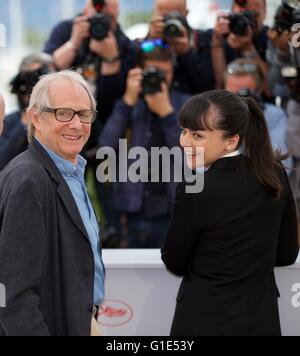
[{"x1": 0, "y1": 139, "x2": 99, "y2": 336}]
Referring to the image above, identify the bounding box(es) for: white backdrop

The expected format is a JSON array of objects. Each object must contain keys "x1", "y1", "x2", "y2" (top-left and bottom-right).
[{"x1": 101, "y1": 250, "x2": 300, "y2": 336}]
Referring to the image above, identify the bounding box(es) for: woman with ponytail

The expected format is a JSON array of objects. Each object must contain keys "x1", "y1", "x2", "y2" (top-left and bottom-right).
[{"x1": 162, "y1": 90, "x2": 299, "y2": 336}]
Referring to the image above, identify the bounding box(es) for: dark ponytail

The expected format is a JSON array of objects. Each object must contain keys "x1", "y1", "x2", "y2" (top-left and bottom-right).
[
  {"x1": 243, "y1": 97, "x2": 285, "y2": 199},
  {"x1": 179, "y1": 90, "x2": 286, "y2": 199}
]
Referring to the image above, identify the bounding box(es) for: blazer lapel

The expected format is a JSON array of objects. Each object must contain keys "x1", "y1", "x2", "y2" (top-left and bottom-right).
[{"x1": 29, "y1": 139, "x2": 90, "y2": 242}]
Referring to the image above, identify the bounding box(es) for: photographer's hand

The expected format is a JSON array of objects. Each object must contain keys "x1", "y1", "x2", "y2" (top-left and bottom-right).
[
  {"x1": 71, "y1": 16, "x2": 90, "y2": 50},
  {"x1": 149, "y1": 15, "x2": 164, "y2": 39},
  {"x1": 90, "y1": 32, "x2": 121, "y2": 75},
  {"x1": 145, "y1": 83, "x2": 174, "y2": 118},
  {"x1": 123, "y1": 68, "x2": 143, "y2": 107},
  {"x1": 211, "y1": 13, "x2": 228, "y2": 89},
  {"x1": 268, "y1": 29, "x2": 290, "y2": 55},
  {"x1": 213, "y1": 13, "x2": 230, "y2": 45},
  {"x1": 167, "y1": 26, "x2": 190, "y2": 56}
]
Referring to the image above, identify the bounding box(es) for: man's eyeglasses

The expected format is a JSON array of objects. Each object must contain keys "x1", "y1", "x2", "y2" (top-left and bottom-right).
[
  {"x1": 140, "y1": 39, "x2": 170, "y2": 54},
  {"x1": 42, "y1": 108, "x2": 97, "y2": 124}
]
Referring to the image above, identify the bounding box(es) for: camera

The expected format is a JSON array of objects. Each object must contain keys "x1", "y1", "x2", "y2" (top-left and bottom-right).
[
  {"x1": 142, "y1": 68, "x2": 166, "y2": 95},
  {"x1": 282, "y1": 65, "x2": 300, "y2": 100},
  {"x1": 163, "y1": 11, "x2": 187, "y2": 39},
  {"x1": 89, "y1": 0, "x2": 111, "y2": 41},
  {"x1": 228, "y1": 11, "x2": 258, "y2": 37},
  {"x1": 273, "y1": 0, "x2": 300, "y2": 33},
  {"x1": 10, "y1": 66, "x2": 50, "y2": 96},
  {"x1": 236, "y1": 88, "x2": 264, "y2": 109},
  {"x1": 10, "y1": 65, "x2": 51, "y2": 110}
]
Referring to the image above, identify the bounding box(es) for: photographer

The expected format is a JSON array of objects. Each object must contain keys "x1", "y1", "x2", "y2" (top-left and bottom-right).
[
  {"x1": 99, "y1": 42, "x2": 190, "y2": 248},
  {"x1": 44, "y1": 0, "x2": 136, "y2": 125},
  {"x1": 267, "y1": 0, "x2": 300, "y2": 103},
  {"x1": 0, "y1": 53, "x2": 53, "y2": 171},
  {"x1": 210, "y1": 0, "x2": 270, "y2": 96},
  {"x1": 147, "y1": 0, "x2": 214, "y2": 94},
  {"x1": 224, "y1": 58, "x2": 292, "y2": 173}
]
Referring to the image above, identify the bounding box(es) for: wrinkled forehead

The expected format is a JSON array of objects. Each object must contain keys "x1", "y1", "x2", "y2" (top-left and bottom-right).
[{"x1": 48, "y1": 79, "x2": 92, "y2": 110}]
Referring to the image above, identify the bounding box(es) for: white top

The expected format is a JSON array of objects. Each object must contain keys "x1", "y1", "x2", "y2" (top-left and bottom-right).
[{"x1": 102, "y1": 250, "x2": 300, "y2": 270}]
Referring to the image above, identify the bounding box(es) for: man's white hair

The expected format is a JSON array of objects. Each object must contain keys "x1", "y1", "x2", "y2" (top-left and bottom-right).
[{"x1": 27, "y1": 70, "x2": 97, "y2": 142}]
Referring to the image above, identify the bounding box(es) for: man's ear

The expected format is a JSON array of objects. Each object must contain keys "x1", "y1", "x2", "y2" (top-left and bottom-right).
[{"x1": 27, "y1": 108, "x2": 41, "y2": 132}]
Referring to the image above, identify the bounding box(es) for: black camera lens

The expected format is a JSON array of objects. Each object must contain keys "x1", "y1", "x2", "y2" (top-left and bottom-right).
[
  {"x1": 142, "y1": 68, "x2": 166, "y2": 96},
  {"x1": 228, "y1": 11, "x2": 257, "y2": 37},
  {"x1": 229, "y1": 13, "x2": 250, "y2": 36},
  {"x1": 89, "y1": 13, "x2": 111, "y2": 41},
  {"x1": 163, "y1": 12, "x2": 185, "y2": 39}
]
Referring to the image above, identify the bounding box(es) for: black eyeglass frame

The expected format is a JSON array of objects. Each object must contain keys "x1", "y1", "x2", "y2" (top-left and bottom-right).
[{"x1": 42, "y1": 107, "x2": 97, "y2": 124}]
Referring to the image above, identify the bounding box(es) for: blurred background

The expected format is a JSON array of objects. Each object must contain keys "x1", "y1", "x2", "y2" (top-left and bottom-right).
[{"x1": 0, "y1": 0, "x2": 281, "y2": 113}]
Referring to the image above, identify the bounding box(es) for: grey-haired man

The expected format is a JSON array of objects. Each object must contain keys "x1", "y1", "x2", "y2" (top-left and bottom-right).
[{"x1": 0, "y1": 71, "x2": 104, "y2": 336}]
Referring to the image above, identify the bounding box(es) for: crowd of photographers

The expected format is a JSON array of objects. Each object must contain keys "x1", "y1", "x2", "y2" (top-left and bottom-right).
[{"x1": 1, "y1": 0, "x2": 300, "y2": 248}]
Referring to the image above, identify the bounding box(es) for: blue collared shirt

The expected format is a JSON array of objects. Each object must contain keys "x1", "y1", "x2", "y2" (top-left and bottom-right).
[{"x1": 40, "y1": 142, "x2": 105, "y2": 305}]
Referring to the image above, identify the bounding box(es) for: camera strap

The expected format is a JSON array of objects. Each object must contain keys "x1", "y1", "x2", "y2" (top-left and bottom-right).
[{"x1": 77, "y1": 39, "x2": 101, "y2": 97}]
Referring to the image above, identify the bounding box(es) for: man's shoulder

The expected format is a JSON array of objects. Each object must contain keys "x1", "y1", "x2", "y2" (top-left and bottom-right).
[
  {"x1": 0, "y1": 150, "x2": 50, "y2": 189},
  {"x1": 264, "y1": 103, "x2": 287, "y2": 122},
  {"x1": 51, "y1": 19, "x2": 73, "y2": 33}
]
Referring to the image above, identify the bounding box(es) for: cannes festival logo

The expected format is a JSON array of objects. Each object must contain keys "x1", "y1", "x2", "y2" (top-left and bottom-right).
[
  {"x1": 0, "y1": 283, "x2": 6, "y2": 308},
  {"x1": 0, "y1": 23, "x2": 6, "y2": 48},
  {"x1": 98, "y1": 300, "x2": 134, "y2": 327}
]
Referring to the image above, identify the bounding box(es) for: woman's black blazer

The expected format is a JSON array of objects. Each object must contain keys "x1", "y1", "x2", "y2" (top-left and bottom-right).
[{"x1": 162, "y1": 155, "x2": 299, "y2": 336}]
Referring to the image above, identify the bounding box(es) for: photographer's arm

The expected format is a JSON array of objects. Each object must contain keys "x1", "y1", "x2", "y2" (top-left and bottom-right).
[
  {"x1": 53, "y1": 43, "x2": 79, "y2": 70},
  {"x1": 211, "y1": 35, "x2": 227, "y2": 90},
  {"x1": 211, "y1": 15, "x2": 230, "y2": 89},
  {"x1": 51, "y1": 16, "x2": 90, "y2": 70}
]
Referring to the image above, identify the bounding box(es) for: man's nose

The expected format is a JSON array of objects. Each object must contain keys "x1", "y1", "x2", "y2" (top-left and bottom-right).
[{"x1": 69, "y1": 114, "x2": 83, "y2": 129}]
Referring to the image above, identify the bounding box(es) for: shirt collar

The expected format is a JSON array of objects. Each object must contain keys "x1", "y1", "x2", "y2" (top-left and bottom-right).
[
  {"x1": 221, "y1": 150, "x2": 241, "y2": 159},
  {"x1": 37, "y1": 140, "x2": 87, "y2": 177}
]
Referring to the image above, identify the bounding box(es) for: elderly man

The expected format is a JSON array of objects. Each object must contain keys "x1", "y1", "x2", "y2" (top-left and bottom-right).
[
  {"x1": 0, "y1": 93, "x2": 4, "y2": 135},
  {"x1": 0, "y1": 71, "x2": 104, "y2": 336}
]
